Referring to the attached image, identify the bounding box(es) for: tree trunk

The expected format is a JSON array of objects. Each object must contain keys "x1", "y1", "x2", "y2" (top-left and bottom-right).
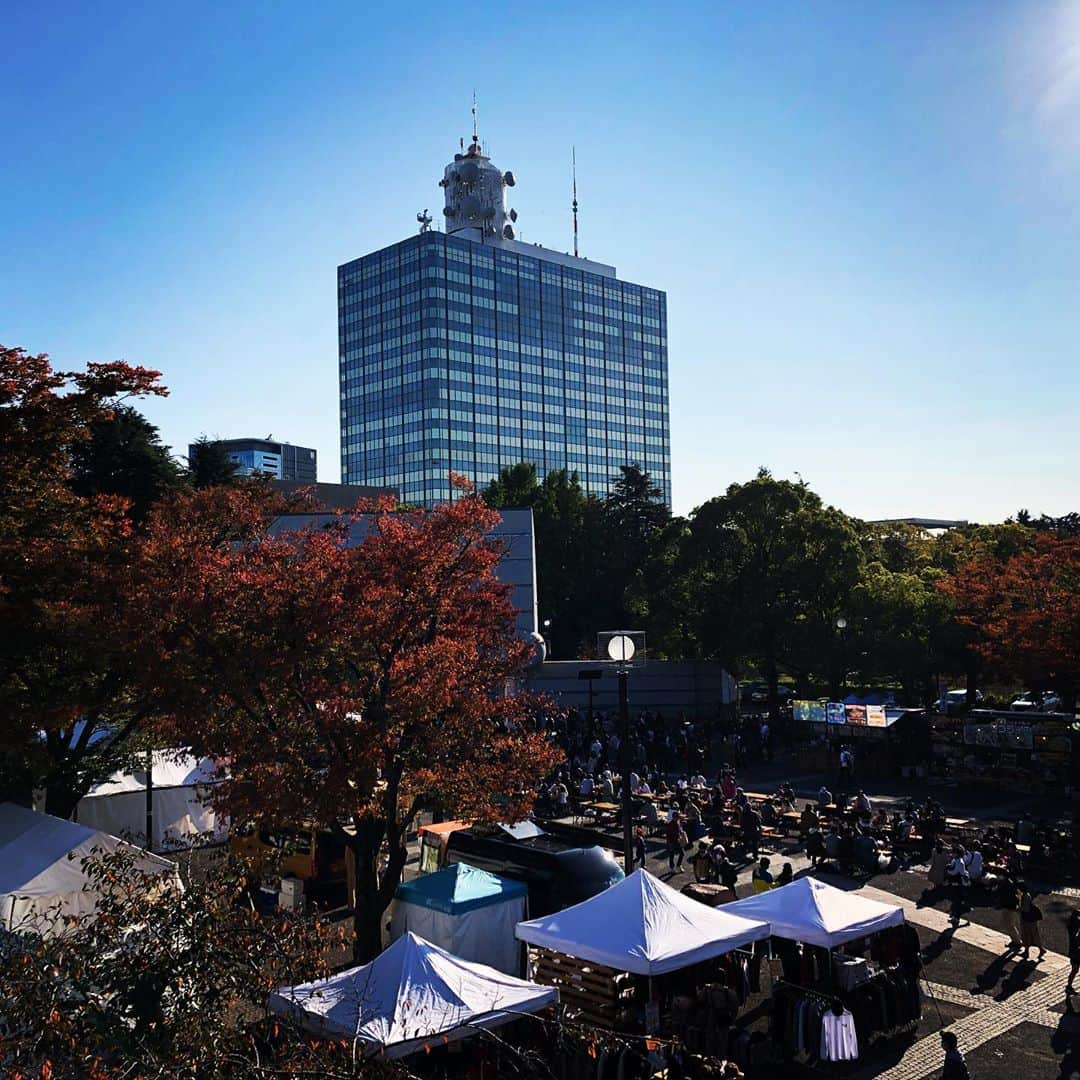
[{"x1": 349, "y1": 821, "x2": 385, "y2": 965}]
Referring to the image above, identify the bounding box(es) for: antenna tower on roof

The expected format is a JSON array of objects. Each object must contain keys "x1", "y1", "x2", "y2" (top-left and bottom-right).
[
  {"x1": 471, "y1": 90, "x2": 479, "y2": 147},
  {"x1": 572, "y1": 147, "x2": 579, "y2": 258}
]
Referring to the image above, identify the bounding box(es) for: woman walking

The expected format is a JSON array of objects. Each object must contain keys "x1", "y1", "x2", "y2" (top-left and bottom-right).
[{"x1": 1020, "y1": 885, "x2": 1046, "y2": 962}]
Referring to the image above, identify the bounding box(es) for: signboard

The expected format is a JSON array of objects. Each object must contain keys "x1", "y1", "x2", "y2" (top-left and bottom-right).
[
  {"x1": 794, "y1": 701, "x2": 829, "y2": 724},
  {"x1": 866, "y1": 705, "x2": 887, "y2": 728},
  {"x1": 845, "y1": 705, "x2": 868, "y2": 726},
  {"x1": 827, "y1": 702, "x2": 846, "y2": 725},
  {"x1": 963, "y1": 722, "x2": 1034, "y2": 750}
]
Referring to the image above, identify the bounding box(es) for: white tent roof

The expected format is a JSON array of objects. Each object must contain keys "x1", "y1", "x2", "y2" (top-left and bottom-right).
[
  {"x1": 0, "y1": 803, "x2": 177, "y2": 936},
  {"x1": 267, "y1": 931, "x2": 558, "y2": 1059},
  {"x1": 515, "y1": 868, "x2": 770, "y2": 975},
  {"x1": 722, "y1": 875, "x2": 904, "y2": 948},
  {"x1": 84, "y1": 750, "x2": 220, "y2": 797}
]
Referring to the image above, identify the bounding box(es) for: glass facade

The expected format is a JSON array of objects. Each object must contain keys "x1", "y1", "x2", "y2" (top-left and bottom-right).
[{"x1": 338, "y1": 231, "x2": 670, "y2": 508}]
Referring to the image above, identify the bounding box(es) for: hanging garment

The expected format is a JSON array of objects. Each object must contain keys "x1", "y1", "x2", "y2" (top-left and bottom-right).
[{"x1": 820, "y1": 1008, "x2": 859, "y2": 1062}]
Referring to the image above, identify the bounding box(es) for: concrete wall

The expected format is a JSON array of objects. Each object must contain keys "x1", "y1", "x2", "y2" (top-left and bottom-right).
[{"x1": 525, "y1": 660, "x2": 737, "y2": 720}]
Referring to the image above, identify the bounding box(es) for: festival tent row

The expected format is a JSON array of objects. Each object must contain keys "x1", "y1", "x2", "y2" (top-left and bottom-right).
[
  {"x1": 268, "y1": 931, "x2": 558, "y2": 1060},
  {"x1": 72, "y1": 750, "x2": 226, "y2": 853},
  {"x1": 0, "y1": 802, "x2": 179, "y2": 937}
]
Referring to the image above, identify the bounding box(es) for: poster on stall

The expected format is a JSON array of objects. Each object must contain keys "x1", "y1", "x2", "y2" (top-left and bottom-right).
[
  {"x1": 793, "y1": 700, "x2": 812, "y2": 723},
  {"x1": 827, "y1": 702, "x2": 847, "y2": 725},
  {"x1": 866, "y1": 705, "x2": 887, "y2": 727},
  {"x1": 808, "y1": 701, "x2": 827, "y2": 724},
  {"x1": 845, "y1": 705, "x2": 868, "y2": 725}
]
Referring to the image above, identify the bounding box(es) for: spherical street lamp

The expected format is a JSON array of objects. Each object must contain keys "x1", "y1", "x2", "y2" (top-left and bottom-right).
[{"x1": 606, "y1": 634, "x2": 636, "y2": 664}]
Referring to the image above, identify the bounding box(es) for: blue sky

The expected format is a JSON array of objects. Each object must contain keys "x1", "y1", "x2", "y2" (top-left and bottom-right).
[{"x1": 3, "y1": 1, "x2": 1078, "y2": 521}]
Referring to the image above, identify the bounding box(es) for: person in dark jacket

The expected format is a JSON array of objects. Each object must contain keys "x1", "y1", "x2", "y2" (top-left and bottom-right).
[
  {"x1": 939, "y1": 1031, "x2": 969, "y2": 1079},
  {"x1": 1067, "y1": 908, "x2": 1080, "y2": 999}
]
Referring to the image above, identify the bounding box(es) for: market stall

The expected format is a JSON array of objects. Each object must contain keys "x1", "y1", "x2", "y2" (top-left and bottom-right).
[
  {"x1": 724, "y1": 876, "x2": 920, "y2": 1066},
  {"x1": 0, "y1": 803, "x2": 180, "y2": 937},
  {"x1": 516, "y1": 868, "x2": 769, "y2": 1050},
  {"x1": 267, "y1": 931, "x2": 557, "y2": 1060},
  {"x1": 792, "y1": 702, "x2": 930, "y2": 782},
  {"x1": 931, "y1": 709, "x2": 1074, "y2": 797},
  {"x1": 390, "y1": 862, "x2": 527, "y2": 975},
  {"x1": 72, "y1": 750, "x2": 226, "y2": 852}
]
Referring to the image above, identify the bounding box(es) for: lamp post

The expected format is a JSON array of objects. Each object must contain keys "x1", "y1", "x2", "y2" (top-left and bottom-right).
[
  {"x1": 836, "y1": 616, "x2": 849, "y2": 697},
  {"x1": 600, "y1": 632, "x2": 644, "y2": 877}
]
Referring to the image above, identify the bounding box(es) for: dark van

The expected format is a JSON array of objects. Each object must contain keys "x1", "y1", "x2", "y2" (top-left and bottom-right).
[{"x1": 443, "y1": 821, "x2": 624, "y2": 916}]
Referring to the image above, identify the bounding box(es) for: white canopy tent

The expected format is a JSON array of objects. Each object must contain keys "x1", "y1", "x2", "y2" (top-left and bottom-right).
[
  {"x1": 722, "y1": 875, "x2": 904, "y2": 948},
  {"x1": 267, "y1": 931, "x2": 558, "y2": 1059},
  {"x1": 73, "y1": 750, "x2": 225, "y2": 852},
  {"x1": 0, "y1": 803, "x2": 179, "y2": 937},
  {"x1": 515, "y1": 868, "x2": 770, "y2": 976}
]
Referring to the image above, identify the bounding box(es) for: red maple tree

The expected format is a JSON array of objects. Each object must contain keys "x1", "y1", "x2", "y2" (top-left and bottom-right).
[
  {"x1": 940, "y1": 533, "x2": 1080, "y2": 710},
  {"x1": 0, "y1": 345, "x2": 166, "y2": 811},
  {"x1": 125, "y1": 482, "x2": 562, "y2": 959}
]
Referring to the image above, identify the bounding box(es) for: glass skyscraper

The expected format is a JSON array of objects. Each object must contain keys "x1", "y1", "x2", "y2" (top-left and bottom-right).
[{"x1": 338, "y1": 135, "x2": 670, "y2": 508}]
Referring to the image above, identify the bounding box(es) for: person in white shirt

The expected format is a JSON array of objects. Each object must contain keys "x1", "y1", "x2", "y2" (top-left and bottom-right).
[
  {"x1": 691, "y1": 773, "x2": 707, "y2": 788},
  {"x1": 629, "y1": 771, "x2": 640, "y2": 792},
  {"x1": 676, "y1": 777, "x2": 689, "y2": 792},
  {"x1": 637, "y1": 780, "x2": 652, "y2": 795},
  {"x1": 855, "y1": 790, "x2": 872, "y2": 815},
  {"x1": 964, "y1": 849, "x2": 984, "y2": 882},
  {"x1": 599, "y1": 773, "x2": 614, "y2": 799}
]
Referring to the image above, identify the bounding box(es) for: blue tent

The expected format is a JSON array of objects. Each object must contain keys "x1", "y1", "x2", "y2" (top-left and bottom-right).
[{"x1": 391, "y1": 864, "x2": 528, "y2": 974}]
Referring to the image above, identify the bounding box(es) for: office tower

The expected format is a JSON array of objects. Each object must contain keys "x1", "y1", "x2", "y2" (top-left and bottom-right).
[{"x1": 338, "y1": 130, "x2": 670, "y2": 508}]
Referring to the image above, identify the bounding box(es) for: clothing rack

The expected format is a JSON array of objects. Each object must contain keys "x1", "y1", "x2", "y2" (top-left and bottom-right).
[{"x1": 773, "y1": 978, "x2": 843, "y2": 1004}]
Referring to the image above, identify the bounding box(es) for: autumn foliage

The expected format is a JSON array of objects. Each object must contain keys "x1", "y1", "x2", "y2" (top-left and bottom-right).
[
  {"x1": 124, "y1": 482, "x2": 562, "y2": 958},
  {"x1": 0, "y1": 345, "x2": 166, "y2": 811},
  {"x1": 940, "y1": 533, "x2": 1080, "y2": 710}
]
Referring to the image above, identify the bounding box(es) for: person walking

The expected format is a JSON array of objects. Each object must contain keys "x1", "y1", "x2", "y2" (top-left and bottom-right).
[
  {"x1": 926, "y1": 840, "x2": 950, "y2": 898},
  {"x1": 665, "y1": 812, "x2": 687, "y2": 873},
  {"x1": 939, "y1": 1031, "x2": 970, "y2": 1079},
  {"x1": 633, "y1": 824, "x2": 648, "y2": 869},
  {"x1": 1067, "y1": 909, "x2": 1080, "y2": 999},
  {"x1": 1020, "y1": 885, "x2": 1046, "y2": 961},
  {"x1": 998, "y1": 876, "x2": 1023, "y2": 952},
  {"x1": 741, "y1": 802, "x2": 763, "y2": 861}
]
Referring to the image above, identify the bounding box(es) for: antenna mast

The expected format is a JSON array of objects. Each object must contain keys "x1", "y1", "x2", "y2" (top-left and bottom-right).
[
  {"x1": 471, "y1": 90, "x2": 478, "y2": 146},
  {"x1": 572, "y1": 146, "x2": 579, "y2": 258}
]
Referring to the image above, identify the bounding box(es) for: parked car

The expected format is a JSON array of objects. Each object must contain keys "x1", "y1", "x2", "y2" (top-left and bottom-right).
[
  {"x1": 231, "y1": 822, "x2": 348, "y2": 892},
  {"x1": 1010, "y1": 691, "x2": 1062, "y2": 713},
  {"x1": 937, "y1": 688, "x2": 982, "y2": 715}
]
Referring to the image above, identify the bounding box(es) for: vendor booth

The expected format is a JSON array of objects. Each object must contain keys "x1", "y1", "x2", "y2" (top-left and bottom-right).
[
  {"x1": 792, "y1": 702, "x2": 930, "y2": 782},
  {"x1": 931, "y1": 710, "x2": 1074, "y2": 797},
  {"x1": 516, "y1": 868, "x2": 770, "y2": 1058},
  {"x1": 390, "y1": 862, "x2": 527, "y2": 975},
  {"x1": 725, "y1": 877, "x2": 919, "y2": 1067},
  {"x1": 0, "y1": 803, "x2": 179, "y2": 937},
  {"x1": 73, "y1": 750, "x2": 225, "y2": 852},
  {"x1": 267, "y1": 931, "x2": 557, "y2": 1060}
]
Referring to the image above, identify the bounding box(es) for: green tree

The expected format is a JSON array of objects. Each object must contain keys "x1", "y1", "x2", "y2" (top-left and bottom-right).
[
  {"x1": 70, "y1": 404, "x2": 185, "y2": 524},
  {"x1": 687, "y1": 469, "x2": 863, "y2": 715},
  {"x1": 187, "y1": 435, "x2": 241, "y2": 488}
]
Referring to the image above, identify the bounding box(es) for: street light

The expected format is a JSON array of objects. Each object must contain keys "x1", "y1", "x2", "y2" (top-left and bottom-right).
[
  {"x1": 598, "y1": 631, "x2": 646, "y2": 876},
  {"x1": 836, "y1": 616, "x2": 849, "y2": 697}
]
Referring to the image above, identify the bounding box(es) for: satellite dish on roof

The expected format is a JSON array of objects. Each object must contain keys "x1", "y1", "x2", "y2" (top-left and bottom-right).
[
  {"x1": 503, "y1": 171, "x2": 516, "y2": 186},
  {"x1": 508, "y1": 208, "x2": 518, "y2": 222},
  {"x1": 502, "y1": 224, "x2": 515, "y2": 240}
]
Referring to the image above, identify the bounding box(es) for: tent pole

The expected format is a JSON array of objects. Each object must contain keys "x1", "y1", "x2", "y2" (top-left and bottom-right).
[{"x1": 144, "y1": 747, "x2": 154, "y2": 851}]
